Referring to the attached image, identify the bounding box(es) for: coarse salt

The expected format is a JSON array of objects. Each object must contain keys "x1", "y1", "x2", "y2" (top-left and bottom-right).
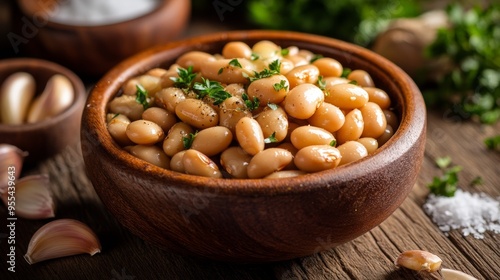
[
  {"x1": 423, "y1": 189, "x2": 500, "y2": 239},
  {"x1": 50, "y1": 0, "x2": 160, "y2": 26}
]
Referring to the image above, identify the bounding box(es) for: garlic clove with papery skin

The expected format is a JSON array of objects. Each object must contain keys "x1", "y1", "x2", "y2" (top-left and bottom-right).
[
  {"x1": 1, "y1": 174, "x2": 55, "y2": 219},
  {"x1": 0, "y1": 72, "x2": 36, "y2": 124},
  {"x1": 27, "y1": 74, "x2": 74, "y2": 123},
  {"x1": 0, "y1": 144, "x2": 28, "y2": 194},
  {"x1": 24, "y1": 219, "x2": 101, "y2": 264},
  {"x1": 395, "y1": 250, "x2": 443, "y2": 273}
]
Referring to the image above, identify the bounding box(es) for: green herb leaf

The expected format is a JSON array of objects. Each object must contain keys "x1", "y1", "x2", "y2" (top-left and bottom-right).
[
  {"x1": 248, "y1": 59, "x2": 282, "y2": 82},
  {"x1": 469, "y1": 176, "x2": 483, "y2": 187},
  {"x1": 484, "y1": 135, "x2": 500, "y2": 151},
  {"x1": 310, "y1": 54, "x2": 323, "y2": 63},
  {"x1": 242, "y1": 93, "x2": 260, "y2": 111},
  {"x1": 193, "y1": 78, "x2": 231, "y2": 105},
  {"x1": 182, "y1": 132, "x2": 198, "y2": 149},
  {"x1": 273, "y1": 80, "x2": 288, "y2": 91},
  {"x1": 170, "y1": 66, "x2": 197, "y2": 90},
  {"x1": 218, "y1": 68, "x2": 224, "y2": 75},
  {"x1": 435, "y1": 156, "x2": 452, "y2": 169},
  {"x1": 280, "y1": 48, "x2": 290, "y2": 56},
  {"x1": 330, "y1": 139, "x2": 337, "y2": 147},
  {"x1": 341, "y1": 68, "x2": 352, "y2": 78},
  {"x1": 348, "y1": 80, "x2": 358, "y2": 85},
  {"x1": 229, "y1": 58, "x2": 243, "y2": 68},
  {"x1": 317, "y1": 75, "x2": 326, "y2": 90},
  {"x1": 250, "y1": 53, "x2": 260, "y2": 61},
  {"x1": 427, "y1": 165, "x2": 462, "y2": 197},
  {"x1": 135, "y1": 84, "x2": 149, "y2": 110},
  {"x1": 264, "y1": 132, "x2": 278, "y2": 144}
]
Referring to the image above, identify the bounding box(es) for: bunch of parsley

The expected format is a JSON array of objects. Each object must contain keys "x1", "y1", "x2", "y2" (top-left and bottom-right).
[{"x1": 425, "y1": 4, "x2": 500, "y2": 124}]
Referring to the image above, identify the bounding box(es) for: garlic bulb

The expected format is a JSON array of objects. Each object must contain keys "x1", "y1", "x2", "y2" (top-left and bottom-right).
[{"x1": 25, "y1": 219, "x2": 101, "y2": 264}]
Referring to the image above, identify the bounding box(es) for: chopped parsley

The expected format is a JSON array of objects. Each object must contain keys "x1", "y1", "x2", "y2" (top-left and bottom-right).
[
  {"x1": 330, "y1": 139, "x2": 337, "y2": 147},
  {"x1": 246, "y1": 59, "x2": 282, "y2": 82},
  {"x1": 348, "y1": 80, "x2": 358, "y2": 85},
  {"x1": 135, "y1": 84, "x2": 149, "y2": 109},
  {"x1": 341, "y1": 68, "x2": 352, "y2": 78},
  {"x1": 182, "y1": 132, "x2": 197, "y2": 149},
  {"x1": 310, "y1": 54, "x2": 323, "y2": 63},
  {"x1": 242, "y1": 93, "x2": 260, "y2": 111},
  {"x1": 170, "y1": 66, "x2": 196, "y2": 90},
  {"x1": 280, "y1": 48, "x2": 290, "y2": 56},
  {"x1": 264, "y1": 132, "x2": 278, "y2": 144},
  {"x1": 484, "y1": 135, "x2": 500, "y2": 151},
  {"x1": 435, "y1": 156, "x2": 452, "y2": 169},
  {"x1": 193, "y1": 78, "x2": 231, "y2": 105},
  {"x1": 229, "y1": 58, "x2": 242, "y2": 68},
  {"x1": 317, "y1": 75, "x2": 326, "y2": 90},
  {"x1": 250, "y1": 53, "x2": 260, "y2": 61},
  {"x1": 273, "y1": 80, "x2": 288, "y2": 91},
  {"x1": 428, "y1": 165, "x2": 462, "y2": 197}
]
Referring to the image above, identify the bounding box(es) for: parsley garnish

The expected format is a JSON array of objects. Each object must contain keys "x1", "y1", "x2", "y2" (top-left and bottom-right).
[
  {"x1": 250, "y1": 53, "x2": 260, "y2": 61},
  {"x1": 330, "y1": 139, "x2": 337, "y2": 147},
  {"x1": 273, "y1": 80, "x2": 288, "y2": 91},
  {"x1": 435, "y1": 156, "x2": 452, "y2": 169},
  {"x1": 242, "y1": 93, "x2": 260, "y2": 111},
  {"x1": 341, "y1": 68, "x2": 352, "y2": 78},
  {"x1": 170, "y1": 66, "x2": 196, "y2": 90},
  {"x1": 135, "y1": 84, "x2": 149, "y2": 109},
  {"x1": 348, "y1": 80, "x2": 358, "y2": 85},
  {"x1": 229, "y1": 58, "x2": 242, "y2": 68},
  {"x1": 264, "y1": 132, "x2": 278, "y2": 144},
  {"x1": 218, "y1": 68, "x2": 224, "y2": 75},
  {"x1": 310, "y1": 54, "x2": 323, "y2": 63},
  {"x1": 428, "y1": 157, "x2": 462, "y2": 197},
  {"x1": 247, "y1": 59, "x2": 282, "y2": 82},
  {"x1": 182, "y1": 132, "x2": 198, "y2": 149},
  {"x1": 317, "y1": 76, "x2": 326, "y2": 90},
  {"x1": 484, "y1": 135, "x2": 500, "y2": 151},
  {"x1": 280, "y1": 49, "x2": 290, "y2": 56},
  {"x1": 193, "y1": 78, "x2": 231, "y2": 105}
]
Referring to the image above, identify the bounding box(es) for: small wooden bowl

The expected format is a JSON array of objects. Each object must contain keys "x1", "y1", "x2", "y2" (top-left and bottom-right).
[
  {"x1": 16, "y1": 0, "x2": 191, "y2": 77},
  {"x1": 0, "y1": 58, "x2": 86, "y2": 162},
  {"x1": 81, "y1": 30, "x2": 427, "y2": 262}
]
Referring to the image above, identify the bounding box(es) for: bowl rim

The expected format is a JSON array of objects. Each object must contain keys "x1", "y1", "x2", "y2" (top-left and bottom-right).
[
  {"x1": 17, "y1": 0, "x2": 184, "y2": 29},
  {"x1": 83, "y1": 30, "x2": 426, "y2": 196},
  {"x1": 0, "y1": 57, "x2": 86, "y2": 132}
]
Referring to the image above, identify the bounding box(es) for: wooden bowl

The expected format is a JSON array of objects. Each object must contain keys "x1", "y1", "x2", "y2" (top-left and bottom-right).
[
  {"x1": 81, "y1": 30, "x2": 427, "y2": 262},
  {"x1": 0, "y1": 58, "x2": 86, "y2": 162},
  {"x1": 16, "y1": 0, "x2": 191, "y2": 77}
]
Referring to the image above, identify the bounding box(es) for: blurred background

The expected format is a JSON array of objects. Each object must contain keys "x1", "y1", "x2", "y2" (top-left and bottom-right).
[{"x1": 1, "y1": 0, "x2": 498, "y2": 124}]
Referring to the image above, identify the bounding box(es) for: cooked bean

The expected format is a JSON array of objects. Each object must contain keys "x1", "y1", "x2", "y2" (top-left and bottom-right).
[
  {"x1": 324, "y1": 83, "x2": 369, "y2": 110},
  {"x1": 191, "y1": 126, "x2": 233, "y2": 156},
  {"x1": 224, "y1": 83, "x2": 246, "y2": 97},
  {"x1": 297, "y1": 49, "x2": 314, "y2": 61},
  {"x1": 142, "y1": 107, "x2": 177, "y2": 132},
  {"x1": 279, "y1": 58, "x2": 295, "y2": 75},
  {"x1": 276, "y1": 142, "x2": 298, "y2": 170},
  {"x1": 255, "y1": 105, "x2": 288, "y2": 142},
  {"x1": 384, "y1": 109, "x2": 399, "y2": 129},
  {"x1": 377, "y1": 124, "x2": 395, "y2": 146},
  {"x1": 162, "y1": 122, "x2": 194, "y2": 156},
  {"x1": 122, "y1": 78, "x2": 140, "y2": 96},
  {"x1": 264, "y1": 170, "x2": 307, "y2": 179},
  {"x1": 235, "y1": 117, "x2": 265, "y2": 156},
  {"x1": 290, "y1": 126, "x2": 336, "y2": 149},
  {"x1": 357, "y1": 137, "x2": 379, "y2": 154},
  {"x1": 175, "y1": 98, "x2": 219, "y2": 129},
  {"x1": 247, "y1": 148, "x2": 293, "y2": 179},
  {"x1": 336, "y1": 109, "x2": 364, "y2": 145},
  {"x1": 312, "y1": 57, "x2": 343, "y2": 77},
  {"x1": 108, "y1": 95, "x2": 145, "y2": 121},
  {"x1": 285, "y1": 64, "x2": 320, "y2": 89},
  {"x1": 182, "y1": 149, "x2": 222, "y2": 178},
  {"x1": 146, "y1": 68, "x2": 168, "y2": 78},
  {"x1": 219, "y1": 96, "x2": 252, "y2": 133},
  {"x1": 159, "y1": 68, "x2": 179, "y2": 88},
  {"x1": 126, "y1": 120, "x2": 165, "y2": 145},
  {"x1": 360, "y1": 102, "x2": 387, "y2": 138},
  {"x1": 286, "y1": 55, "x2": 309, "y2": 67},
  {"x1": 107, "y1": 114, "x2": 133, "y2": 146},
  {"x1": 129, "y1": 145, "x2": 170, "y2": 169},
  {"x1": 155, "y1": 87, "x2": 186, "y2": 113},
  {"x1": 307, "y1": 102, "x2": 345, "y2": 133},
  {"x1": 176, "y1": 51, "x2": 216, "y2": 72},
  {"x1": 252, "y1": 40, "x2": 281, "y2": 59},
  {"x1": 347, "y1": 69, "x2": 374, "y2": 87},
  {"x1": 294, "y1": 145, "x2": 341, "y2": 172},
  {"x1": 337, "y1": 141, "x2": 368, "y2": 166},
  {"x1": 220, "y1": 146, "x2": 252, "y2": 179},
  {"x1": 247, "y1": 74, "x2": 289, "y2": 106},
  {"x1": 138, "y1": 74, "x2": 162, "y2": 95},
  {"x1": 363, "y1": 87, "x2": 391, "y2": 109},
  {"x1": 201, "y1": 58, "x2": 254, "y2": 84},
  {"x1": 222, "y1": 41, "x2": 252, "y2": 59},
  {"x1": 170, "y1": 150, "x2": 187, "y2": 173},
  {"x1": 323, "y1": 76, "x2": 349, "y2": 87},
  {"x1": 284, "y1": 83, "x2": 324, "y2": 119}
]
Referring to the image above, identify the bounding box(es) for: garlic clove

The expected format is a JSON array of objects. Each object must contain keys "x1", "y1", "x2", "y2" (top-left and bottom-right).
[
  {"x1": 395, "y1": 249, "x2": 443, "y2": 273},
  {"x1": 24, "y1": 219, "x2": 101, "y2": 264},
  {"x1": 1, "y1": 174, "x2": 55, "y2": 219},
  {"x1": 27, "y1": 74, "x2": 74, "y2": 123},
  {"x1": 0, "y1": 144, "x2": 28, "y2": 194},
  {"x1": 0, "y1": 72, "x2": 36, "y2": 124}
]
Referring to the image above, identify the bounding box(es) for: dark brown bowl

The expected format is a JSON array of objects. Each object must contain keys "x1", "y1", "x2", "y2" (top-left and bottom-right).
[
  {"x1": 81, "y1": 30, "x2": 426, "y2": 262},
  {"x1": 16, "y1": 0, "x2": 191, "y2": 77},
  {"x1": 0, "y1": 58, "x2": 86, "y2": 162}
]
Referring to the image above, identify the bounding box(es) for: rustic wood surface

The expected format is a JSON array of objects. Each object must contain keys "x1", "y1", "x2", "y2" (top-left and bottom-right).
[{"x1": 2, "y1": 108, "x2": 499, "y2": 280}]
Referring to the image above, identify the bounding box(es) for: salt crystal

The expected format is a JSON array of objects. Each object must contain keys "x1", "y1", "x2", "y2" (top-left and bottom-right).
[
  {"x1": 423, "y1": 189, "x2": 500, "y2": 239},
  {"x1": 50, "y1": 0, "x2": 160, "y2": 26}
]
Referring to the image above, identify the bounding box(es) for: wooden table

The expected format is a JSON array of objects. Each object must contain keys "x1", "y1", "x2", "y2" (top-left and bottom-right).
[{"x1": 2, "y1": 21, "x2": 500, "y2": 280}]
